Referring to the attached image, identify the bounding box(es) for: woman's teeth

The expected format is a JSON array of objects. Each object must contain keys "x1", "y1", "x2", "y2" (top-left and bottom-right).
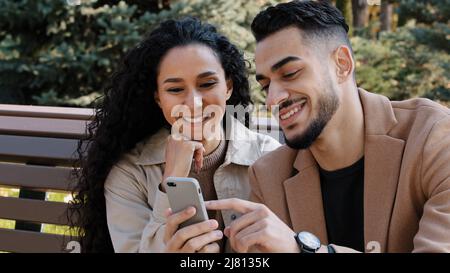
[
  {"x1": 183, "y1": 115, "x2": 209, "y2": 123},
  {"x1": 280, "y1": 99, "x2": 307, "y2": 121}
]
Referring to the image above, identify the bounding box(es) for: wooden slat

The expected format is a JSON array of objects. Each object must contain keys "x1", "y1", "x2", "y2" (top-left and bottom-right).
[
  {"x1": 0, "y1": 196, "x2": 71, "y2": 226},
  {"x1": 0, "y1": 104, "x2": 94, "y2": 120},
  {"x1": 0, "y1": 162, "x2": 74, "y2": 191},
  {"x1": 0, "y1": 134, "x2": 82, "y2": 165},
  {"x1": 0, "y1": 116, "x2": 88, "y2": 138},
  {"x1": 0, "y1": 228, "x2": 77, "y2": 253}
]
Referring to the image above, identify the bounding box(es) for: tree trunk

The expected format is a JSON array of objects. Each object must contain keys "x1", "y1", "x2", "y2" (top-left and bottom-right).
[
  {"x1": 336, "y1": 0, "x2": 353, "y2": 35},
  {"x1": 162, "y1": 0, "x2": 171, "y2": 10},
  {"x1": 380, "y1": 1, "x2": 393, "y2": 32},
  {"x1": 351, "y1": 0, "x2": 369, "y2": 28}
]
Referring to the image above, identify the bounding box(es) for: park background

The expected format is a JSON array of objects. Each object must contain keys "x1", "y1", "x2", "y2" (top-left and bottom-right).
[{"x1": 0, "y1": 0, "x2": 449, "y2": 236}]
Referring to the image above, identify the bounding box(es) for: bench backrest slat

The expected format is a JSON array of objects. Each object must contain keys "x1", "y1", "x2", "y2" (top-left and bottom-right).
[
  {"x1": 0, "y1": 228, "x2": 75, "y2": 253},
  {"x1": 0, "y1": 116, "x2": 89, "y2": 138},
  {"x1": 0, "y1": 134, "x2": 82, "y2": 165},
  {"x1": 0, "y1": 162, "x2": 74, "y2": 192},
  {"x1": 0, "y1": 104, "x2": 94, "y2": 120},
  {"x1": 0, "y1": 196, "x2": 73, "y2": 226}
]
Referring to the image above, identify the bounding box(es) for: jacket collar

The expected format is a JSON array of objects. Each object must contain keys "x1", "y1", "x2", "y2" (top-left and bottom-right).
[
  {"x1": 285, "y1": 88, "x2": 405, "y2": 252},
  {"x1": 135, "y1": 116, "x2": 263, "y2": 167}
]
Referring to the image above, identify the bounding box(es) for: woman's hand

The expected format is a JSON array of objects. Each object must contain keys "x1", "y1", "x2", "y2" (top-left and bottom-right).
[
  {"x1": 162, "y1": 134, "x2": 205, "y2": 183},
  {"x1": 163, "y1": 207, "x2": 223, "y2": 253}
]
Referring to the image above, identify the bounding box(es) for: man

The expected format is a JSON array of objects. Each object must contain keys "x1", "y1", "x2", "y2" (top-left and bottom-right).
[{"x1": 206, "y1": 0, "x2": 450, "y2": 253}]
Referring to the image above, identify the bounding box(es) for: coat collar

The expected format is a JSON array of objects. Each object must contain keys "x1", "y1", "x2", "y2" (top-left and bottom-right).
[
  {"x1": 135, "y1": 116, "x2": 263, "y2": 167},
  {"x1": 284, "y1": 88, "x2": 405, "y2": 252}
]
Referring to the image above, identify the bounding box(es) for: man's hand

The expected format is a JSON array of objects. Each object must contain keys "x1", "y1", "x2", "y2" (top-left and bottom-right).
[{"x1": 205, "y1": 198, "x2": 300, "y2": 253}]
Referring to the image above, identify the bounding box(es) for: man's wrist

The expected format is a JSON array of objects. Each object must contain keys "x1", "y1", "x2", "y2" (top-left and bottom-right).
[
  {"x1": 290, "y1": 233, "x2": 301, "y2": 253},
  {"x1": 294, "y1": 231, "x2": 321, "y2": 253}
]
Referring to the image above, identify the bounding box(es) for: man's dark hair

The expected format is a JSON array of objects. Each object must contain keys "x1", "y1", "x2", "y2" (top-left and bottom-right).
[{"x1": 251, "y1": 0, "x2": 351, "y2": 49}]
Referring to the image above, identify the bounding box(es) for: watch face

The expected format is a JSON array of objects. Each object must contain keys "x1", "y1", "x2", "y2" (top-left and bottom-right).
[{"x1": 298, "y1": 231, "x2": 321, "y2": 250}]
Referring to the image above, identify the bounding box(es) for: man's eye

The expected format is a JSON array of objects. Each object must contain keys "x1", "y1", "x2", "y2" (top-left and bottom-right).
[{"x1": 283, "y1": 70, "x2": 300, "y2": 79}]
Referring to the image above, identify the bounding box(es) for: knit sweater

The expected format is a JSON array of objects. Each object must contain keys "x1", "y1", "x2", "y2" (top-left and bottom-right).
[{"x1": 188, "y1": 138, "x2": 228, "y2": 251}]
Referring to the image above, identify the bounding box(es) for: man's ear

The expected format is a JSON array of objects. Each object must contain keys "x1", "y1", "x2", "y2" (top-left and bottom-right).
[
  {"x1": 226, "y1": 78, "x2": 233, "y2": 101},
  {"x1": 333, "y1": 45, "x2": 354, "y2": 84},
  {"x1": 154, "y1": 90, "x2": 162, "y2": 108}
]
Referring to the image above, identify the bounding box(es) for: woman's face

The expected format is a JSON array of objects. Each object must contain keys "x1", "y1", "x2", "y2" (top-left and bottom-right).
[{"x1": 155, "y1": 44, "x2": 232, "y2": 141}]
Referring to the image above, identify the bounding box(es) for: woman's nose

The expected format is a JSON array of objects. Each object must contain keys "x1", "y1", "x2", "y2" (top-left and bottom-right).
[{"x1": 185, "y1": 90, "x2": 203, "y2": 116}]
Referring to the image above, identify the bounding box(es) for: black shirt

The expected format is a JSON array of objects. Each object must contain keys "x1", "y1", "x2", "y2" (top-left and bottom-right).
[{"x1": 319, "y1": 157, "x2": 365, "y2": 252}]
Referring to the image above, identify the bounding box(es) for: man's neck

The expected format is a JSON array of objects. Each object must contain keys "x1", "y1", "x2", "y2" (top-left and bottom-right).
[{"x1": 310, "y1": 87, "x2": 365, "y2": 172}]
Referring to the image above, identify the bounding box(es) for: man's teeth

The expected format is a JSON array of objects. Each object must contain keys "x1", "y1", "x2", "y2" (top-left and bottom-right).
[
  {"x1": 280, "y1": 99, "x2": 307, "y2": 120},
  {"x1": 280, "y1": 108, "x2": 299, "y2": 120}
]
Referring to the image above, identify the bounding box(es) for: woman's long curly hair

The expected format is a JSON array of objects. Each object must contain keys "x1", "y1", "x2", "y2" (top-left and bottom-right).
[{"x1": 68, "y1": 17, "x2": 252, "y2": 253}]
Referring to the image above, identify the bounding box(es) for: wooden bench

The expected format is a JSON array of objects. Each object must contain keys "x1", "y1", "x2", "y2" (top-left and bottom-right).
[
  {"x1": 0, "y1": 104, "x2": 282, "y2": 253},
  {"x1": 0, "y1": 104, "x2": 93, "y2": 253}
]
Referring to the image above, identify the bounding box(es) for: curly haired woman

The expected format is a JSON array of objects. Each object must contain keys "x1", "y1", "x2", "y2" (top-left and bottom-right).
[{"x1": 69, "y1": 17, "x2": 280, "y2": 253}]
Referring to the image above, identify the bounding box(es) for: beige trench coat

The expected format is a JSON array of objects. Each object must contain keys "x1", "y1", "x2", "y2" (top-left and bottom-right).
[{"x1": 104, "y1": 117, "x2": 281, "y2": 252}]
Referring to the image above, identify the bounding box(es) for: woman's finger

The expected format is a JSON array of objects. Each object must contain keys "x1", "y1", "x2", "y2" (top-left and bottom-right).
[
  {"x1": 164, "y1": 207, "x2": 173, "y2": 218},
  {"x1": 191, "y1": 142, "x2": 205, "y2": 172},
  {"x1": 169, "y1": 219, "x2": 218, "y2": 251},
  {"x1": 197, "y1": 242, "x2": 221, "y2": 253},
  {"x1": 163, "y1": 206, "x2": 196, "y2": 244},
  {"x1": 181, "y1": 230, "x2": 223, "y2": 253}
]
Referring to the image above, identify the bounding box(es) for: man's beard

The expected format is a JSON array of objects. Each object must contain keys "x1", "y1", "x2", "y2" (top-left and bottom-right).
[{"x1": 284, "y1": 85, "x2": 339, "y2": 150}]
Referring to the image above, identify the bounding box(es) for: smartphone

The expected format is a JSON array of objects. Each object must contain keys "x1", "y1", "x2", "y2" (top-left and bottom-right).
[{"x1": 164, "y1": 177, "x2": 209, "y2": 229}]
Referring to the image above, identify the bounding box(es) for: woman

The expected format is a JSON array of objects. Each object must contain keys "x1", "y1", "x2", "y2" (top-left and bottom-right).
[{"x1": 69, "y1": 17, "x2": 280, "y2": 253}]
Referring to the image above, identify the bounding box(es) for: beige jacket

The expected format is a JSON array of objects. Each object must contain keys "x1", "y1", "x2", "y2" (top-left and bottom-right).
[
  {"x1": 104, "y1": 117, "x2": 281, "y2": 252},
  {"x1": 249, "y1": 89, "x2": 450, "y2": 253}
]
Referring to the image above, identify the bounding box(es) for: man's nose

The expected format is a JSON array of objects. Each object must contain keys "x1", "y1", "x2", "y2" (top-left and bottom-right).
[{"x1": 266, "y1": 82, "x2": 289, "y2": 111}]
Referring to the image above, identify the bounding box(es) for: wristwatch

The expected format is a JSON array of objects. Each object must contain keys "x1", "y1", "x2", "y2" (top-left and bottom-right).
[{"x1": 294, "y1": 231, "x2": 321, "y2": 253}]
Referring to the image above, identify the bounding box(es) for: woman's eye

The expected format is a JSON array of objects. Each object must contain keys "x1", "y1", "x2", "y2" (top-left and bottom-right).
[
  {"x1": 260, "y1": 85, "x2": 269, "y2": 92},
  {"x1": 200, "y1": 81, "x2": 217, "y2": 88},
  {"x1": 283, "y1": 70, "x2": 300, "y2": 79},
  {"x1": 167, "y1": 88, "x2": 183, "y2": 93}
]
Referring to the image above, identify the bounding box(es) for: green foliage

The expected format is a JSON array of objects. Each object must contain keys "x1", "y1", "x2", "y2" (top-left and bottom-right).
[
  {"x1": 0, "y1": 0, "x2": 448, "y2": 106},
  {"x1": 0, "y1": 0, "x2": 144, "y2": 105},
  {"x1": 0, "y1": 0, "x2": 276, "y2": 106},
  {"x1": 397, "y1": 0, "x2": 450, "y2": 25},
  {"x1": 353, "y1": 24, "x2": 450, "y2": 103},
  {"x1": 352, "y1": 0, "x2": 450, "y2": 104}
]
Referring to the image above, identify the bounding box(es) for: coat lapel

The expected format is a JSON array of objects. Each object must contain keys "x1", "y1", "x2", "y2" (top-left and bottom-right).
[
  {"x1": 363, "y1": 135, "x2": 405, "y2": 252},
  {"x1": 283, "y1": 149, "x2": 328, "y2": 243},
  {"x1": 359, "y1": 89, "x2": 405, "y2": 252}
]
